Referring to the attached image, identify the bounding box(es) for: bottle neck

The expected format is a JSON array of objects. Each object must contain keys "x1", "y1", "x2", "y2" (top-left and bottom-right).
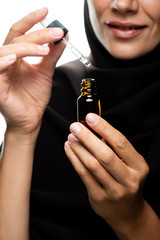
[
  {"x1": 80, "y1": 78, "x2": 97, "y2": 96},
  {"x1": 81, "y1": 88, "x2": 97, "y2": 96}
]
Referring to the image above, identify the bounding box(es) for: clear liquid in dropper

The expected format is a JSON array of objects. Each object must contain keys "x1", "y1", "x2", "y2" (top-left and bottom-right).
[{"x1": 62, "y1": 38, "x2": 91, "y2": 67}]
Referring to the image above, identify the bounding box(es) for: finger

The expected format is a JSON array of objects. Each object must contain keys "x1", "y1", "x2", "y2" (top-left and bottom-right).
[
  {"x1": 4, "y1": 7, "x2": 48, "y2": 45},
  {"x1": 37, "y1": 35, "x2": 67, "y2": 78},
  {"x1": 69, "y1": 122, "x2": 131, "y2": 185},
  {"x1": 0, "y1": 54, "x2": 17, "y2": 73},
  {"x1": 0, "y1": 43, "x2": 50, "y2": 59},
  {"x1": 64, "y1": 141, "x2": 105, "y2": 197},
  {"x1": 11, "y1": 27, "x2": 64, "y2": 45},
  {"x1": 68, "y1": 134, "x2": 121, "y2": 191},
  {"x1": 86, "y1": 113, "x2": 145, "y2": 170}
]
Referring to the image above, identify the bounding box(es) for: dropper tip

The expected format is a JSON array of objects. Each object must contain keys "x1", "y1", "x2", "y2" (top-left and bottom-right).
[
  {"x1": 82, "y1": 59, "x2": 91, "y2": 67},
  {"x1": 85, "y1": 61, "x2": 91, "y2": 67}
]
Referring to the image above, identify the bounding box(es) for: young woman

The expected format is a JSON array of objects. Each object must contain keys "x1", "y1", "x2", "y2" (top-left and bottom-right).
[{"x1": 0, "y1": 1, "x2": 160, "y2": 239}]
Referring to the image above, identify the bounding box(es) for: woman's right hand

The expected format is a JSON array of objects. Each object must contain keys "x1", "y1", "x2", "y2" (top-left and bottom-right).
[{"x1": 0, "y1": 7, "x2": 65, "y2": 135}]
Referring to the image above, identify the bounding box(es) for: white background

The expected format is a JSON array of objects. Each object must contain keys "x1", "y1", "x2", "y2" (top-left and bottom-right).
[{"x1": 0, "y1": 0, "x2": 90, "y2": 143}]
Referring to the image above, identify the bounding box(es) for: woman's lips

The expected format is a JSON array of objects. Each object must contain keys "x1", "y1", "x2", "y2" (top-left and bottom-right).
[{"x1": 106, "y1": 21, "x2": 147, "y2": 39}]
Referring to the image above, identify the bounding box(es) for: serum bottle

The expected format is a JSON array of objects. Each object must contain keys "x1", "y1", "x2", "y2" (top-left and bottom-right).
[{"x1": 77, "y1": 78, "x2": 101, "y2": 127}]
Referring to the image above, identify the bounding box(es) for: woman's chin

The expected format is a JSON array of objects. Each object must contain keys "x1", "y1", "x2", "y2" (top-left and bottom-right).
[
  {"x1": 107, "y1": 45, "x2": 145, "y2": 60},
  {"x1": 106, "y1": 41, "x2": 159, "y2": 60}
]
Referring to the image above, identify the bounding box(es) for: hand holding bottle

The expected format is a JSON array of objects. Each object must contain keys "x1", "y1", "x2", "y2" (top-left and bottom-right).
[
  {"x1": 0, "y1": 7, "x2": 65, "y2": 136},
  {"x1": 65, "y1": 114, "x2": 160, "y2": 239}
]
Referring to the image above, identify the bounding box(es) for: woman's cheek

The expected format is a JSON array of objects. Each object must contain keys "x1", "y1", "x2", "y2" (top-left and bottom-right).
[{"x1": 142, "y1": 0, "x2": 160, "y2": 23}]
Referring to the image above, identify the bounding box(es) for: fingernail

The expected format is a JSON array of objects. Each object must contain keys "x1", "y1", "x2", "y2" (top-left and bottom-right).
[
  {"x1": 50, "y1": 28, "x2": 63, "y2": 37},
  {"x1": 86, "y1": 113, "x2": 98, "y2": 124},
  {"x1": 70, "y1": 123, "x2": 81, "y2": 134},
  {"x1": 36, "y1": 7, "x2": 47, "y2": 15},
  {"x1": 37, "y1": 45, "x2": 49, "y2": 53},
  {"x1": 64, "y1": 141, "x2": 70, "y2": 150},
  {"x1": 68, "y1": 134, "x2": 78, "y2": 143}
]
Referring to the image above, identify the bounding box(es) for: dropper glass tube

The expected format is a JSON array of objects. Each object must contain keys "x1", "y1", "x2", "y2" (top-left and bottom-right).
[
  {"x1": 40, "y1": 18, "x2": 91, "y2": 67},
  {"x1": 62, "y1": 38, "x2": 91, "y2": 67}
]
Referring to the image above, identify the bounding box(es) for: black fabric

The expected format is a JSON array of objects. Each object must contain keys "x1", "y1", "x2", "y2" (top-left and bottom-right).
[
  {"x1": 0, "y1": 143, "x2": 2, "y2": 155},
  {"x1": 30, "y1": 1, "x2": 160, "y2": 239}
]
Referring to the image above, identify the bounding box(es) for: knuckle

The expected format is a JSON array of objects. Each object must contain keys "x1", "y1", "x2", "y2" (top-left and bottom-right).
[
  {"x1": 112, "y1": 191, "x2": 124, "y2": 202},
  {"x1": 142, "y1": 163, "x2": 150, "y2": 177},
  {"x1": 10, "y1": 23, "x2": 19, "y2": 34},
  {"x1": 136, "y1": 155, "x2": 150, "y2": 181},
  {"x1": 115, "y1": 134, "x2": 128, "y2": 150},
  {"x1": 110, "y1": 184, "x2": 138, "y2": 202},
  {"x1": 92, "y1": 191, "x2": 107, "y2": 203},
  {"x1": 126, "y1": 175, "x2": 140, "y2": 194},
  {"x1": 29, "y1": 43, "x2": 37, "y2": 52},
  {"x1": 81, "y1": 130, "x2": 90, "y2": 143},
  {"x1": 128, "y1": 182, "x2": 140, "y2": 195},
  {"x1": 97, "y1": 193, "x2": 106, "y2": 203},
  {"x1": 99, "y1": 121, "x2": 108, "y2": 133},
  {"x1": 36, "y1": 30, "x2": 42, "y2": 39},
  {"x1": 99, "y1": 149, "x2": 115, "y2": 166},
  {"x1": 88, "y1": 159, "x2": 100, "y2": 172},
  {"x1": 140, "y1": 156, "x2": 150, "y2": 176},
  {"x1": 108, "y1": 187, "x2": 125, "y2": 202},
  {"x1": 78, "y1": 166, "x2": 88, "y2": 179},
  {"x1": 140, "y1": 162, "x2": 150, "y2": 181},
  {"x1": 10, "y1": 37, "x2": 19, "y2": 44},
  {"x1": 35, "y1": 29, "x2": 46, "y2": 41}
]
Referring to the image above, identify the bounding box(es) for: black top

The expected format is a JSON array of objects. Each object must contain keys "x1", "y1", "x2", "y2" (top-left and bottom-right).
[
  {"x1": 22, "y1": 1, "x2": 160, "y2": 239},
  {"x1": 29, "y1": 57, "x2": 160, "y2": 239}
]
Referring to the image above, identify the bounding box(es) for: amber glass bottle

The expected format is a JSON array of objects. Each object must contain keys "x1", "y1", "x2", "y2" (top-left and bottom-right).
[{"x1": 77, "y1": 78, "x2": 101, "y2": 126}]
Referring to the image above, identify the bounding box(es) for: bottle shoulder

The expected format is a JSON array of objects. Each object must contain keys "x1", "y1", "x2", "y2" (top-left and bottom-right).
[{"x1": 77, "y1": 93, "x2": 100, "y2": 102}]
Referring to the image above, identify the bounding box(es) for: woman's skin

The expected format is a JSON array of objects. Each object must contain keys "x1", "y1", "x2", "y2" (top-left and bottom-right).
[
  {"x1": 86, "y1": 0, "x2": 160, "y2": 59},
  {"x1": 0, "y1": 1, "x2": 159, "y2": 240},
  {"x1": 0, "y1": 8, "x2": 65, "y2": 135},
  {"x1": 65, "y1": 115, "x2": 160, "y2": 239},
  {"x1": 64, "y1": 0, "x2": 160, "y2": 239},
  {"x1": 0, "y1": 7, "x2": 65, "y2": 240}
]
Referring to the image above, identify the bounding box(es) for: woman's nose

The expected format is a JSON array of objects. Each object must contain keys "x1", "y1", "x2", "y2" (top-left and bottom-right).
[{"x1": 111, "y1": 0, "x2": 139, "y2": 14}]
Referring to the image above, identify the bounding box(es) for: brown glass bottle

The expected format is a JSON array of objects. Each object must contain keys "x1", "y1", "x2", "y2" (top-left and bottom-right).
[{"x1": 77, "y1": 78, "x2": 101, "y2": 127}]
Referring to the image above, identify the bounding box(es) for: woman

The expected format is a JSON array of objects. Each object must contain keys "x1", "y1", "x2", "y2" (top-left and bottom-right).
[{"x1": 0, "y1": 0, "x2": 160, "y2": 239}]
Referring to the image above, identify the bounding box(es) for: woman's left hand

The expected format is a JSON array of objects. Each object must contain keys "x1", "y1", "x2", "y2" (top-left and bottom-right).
[{"x1": 64, "y1": 113, "x2": 150, "y2": 236}]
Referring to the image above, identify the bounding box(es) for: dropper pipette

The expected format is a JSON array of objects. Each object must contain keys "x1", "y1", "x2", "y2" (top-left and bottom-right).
[
  {"x1": 62, "y1": 38, "x2": 91, "y2": 67},
  {"x1": 40, "y1": 18, "x2": 91, "y2": 67}
]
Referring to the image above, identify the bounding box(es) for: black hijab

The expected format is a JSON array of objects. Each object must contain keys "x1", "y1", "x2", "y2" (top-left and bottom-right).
[{"x1": 30, "y1": 1, "x2": 160, "y2": 239}]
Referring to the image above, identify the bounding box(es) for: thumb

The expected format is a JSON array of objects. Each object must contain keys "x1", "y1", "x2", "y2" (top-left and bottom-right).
[{"x1": 38, "y1": 38, "x2": 66, "y2": 78}]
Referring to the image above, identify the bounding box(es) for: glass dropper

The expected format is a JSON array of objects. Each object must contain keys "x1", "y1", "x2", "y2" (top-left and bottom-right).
[
  {"x1": 62, "y1": 38, "x2": 91, "y2": 67},
  {"x1": 40, "y1": 17, "x2": 91, "y2": 67}
]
